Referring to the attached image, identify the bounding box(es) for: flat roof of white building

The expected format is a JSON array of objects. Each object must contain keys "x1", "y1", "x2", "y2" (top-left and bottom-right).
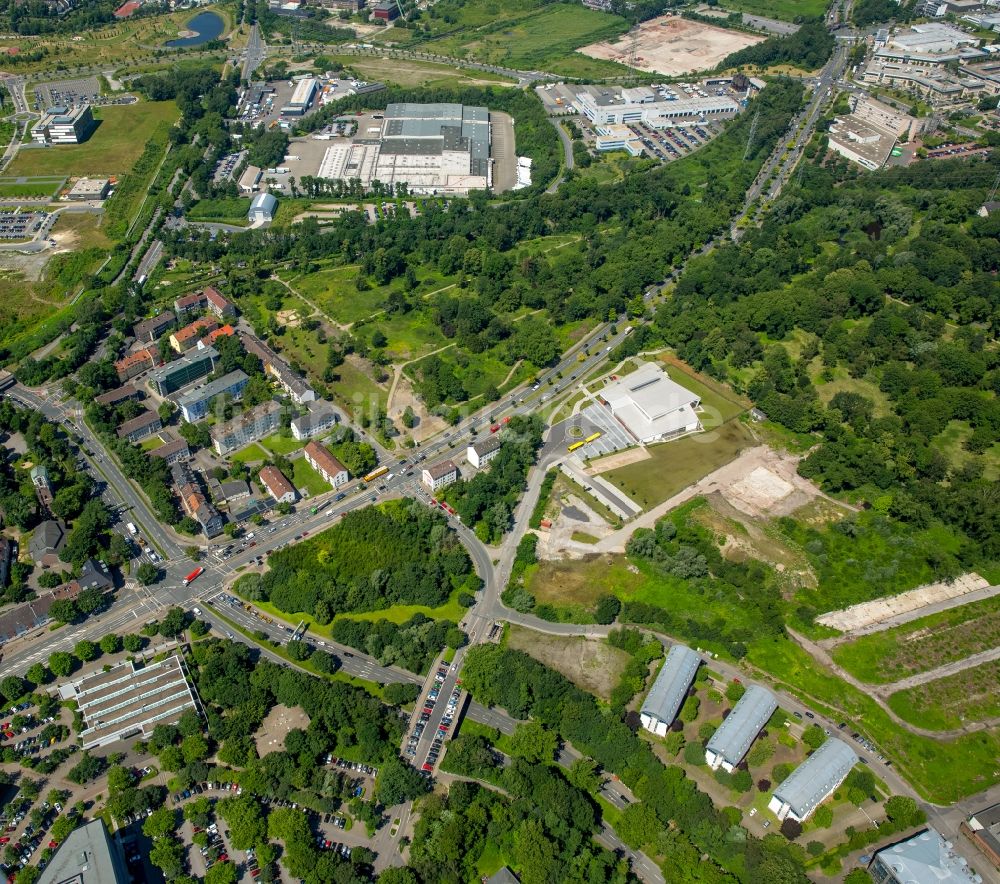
[{"x1": 602, "y1": 363, "x2": 701, "y2": 442}]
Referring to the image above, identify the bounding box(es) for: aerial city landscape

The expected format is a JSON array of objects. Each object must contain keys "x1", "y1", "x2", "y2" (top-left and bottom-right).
[{"x1": 0, "y1": 0, "x2": 997, "y2": 879}]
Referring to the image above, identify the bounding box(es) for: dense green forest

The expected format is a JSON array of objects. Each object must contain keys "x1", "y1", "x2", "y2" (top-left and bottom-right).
[
  {"x1": 462, "y1": 644, "x2": 812, "y2": 883},
  {"x1": 655, "y1": 154, "x2": 1000, "y2": 567},
  {"x1": 405, "y1": 756, "x2": 629, "y2": 884},
  {"x1": 721, "y1": 19, "x2": 834, "y2": 71},
  {"x1": 330, "y1": 614, "x2": 464, "y2": 674},
  {"x1": 235, "y1": 499, "x2": 477, "y2": 619}
]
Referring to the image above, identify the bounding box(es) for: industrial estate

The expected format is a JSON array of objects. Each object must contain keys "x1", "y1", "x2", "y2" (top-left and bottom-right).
[{"x1": 0, "y1": 0, "x2": 996, "y2": 882}]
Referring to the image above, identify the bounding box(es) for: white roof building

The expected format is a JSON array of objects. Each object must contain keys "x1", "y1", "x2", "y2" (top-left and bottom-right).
[
  {"x1": 601, "y1": 363, "x2": 701, "y2": 444},
  {"x1": 869, "y1": 828, "x2": 984, "y2": 883}
]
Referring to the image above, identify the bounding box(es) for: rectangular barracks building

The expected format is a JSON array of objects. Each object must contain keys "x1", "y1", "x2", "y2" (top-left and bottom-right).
[
  {"x1": 704, "y1": 685, "x2": 777, "y2": 772},
  {"x1": 639, "y1": 643, "x2": 700, "y2": 736}
]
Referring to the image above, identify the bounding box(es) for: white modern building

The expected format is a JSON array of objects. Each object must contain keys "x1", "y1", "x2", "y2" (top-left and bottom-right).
[
  {"x1": 291, "y1": 403, "x2": 338, "y2": 441},
  {"x1": 769, "y1": 738, "x2": 858, "y2": 822},
  {"x1": 639, "y1": 644, "x2": 700, "y2": 737},
  {"x1": 31, "y1": 104, "x2": 95, "y2": 145},
  {"x1": 304, "y1": 441, "x2": 349, "y2": 488},
  {"x1": 284, "y1": 77, "x2": 318, "y2": 115},
  {"x1": 601, "y1": 363, "x2": 701, "y2": 444},
  {"x1": 575, "y1": 86, "x2": 740, "y2": 127},
  {"x1": 704, "y1": 685, "x2": 777, "y2": 772}
]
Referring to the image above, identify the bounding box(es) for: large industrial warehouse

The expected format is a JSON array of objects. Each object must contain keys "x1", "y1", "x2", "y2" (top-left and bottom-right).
[{"x1": 316, "y1": 102, "x2": 494, "y2": 195}]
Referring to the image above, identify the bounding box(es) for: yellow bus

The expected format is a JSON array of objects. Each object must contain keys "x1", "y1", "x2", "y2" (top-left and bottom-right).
[
  {"x1": 567, "y1": 440, "x2": 585, "y2": 452},
  {"x1": 584, "y1": 432, "x2": 602, "y2": 444},
  {"x1": 363, "y1": 465, "x2": 389, "y2": 483}
]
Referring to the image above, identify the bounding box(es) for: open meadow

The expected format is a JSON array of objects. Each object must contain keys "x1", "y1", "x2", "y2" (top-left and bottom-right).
[
  {"x1": 413, "y1": 0, "x2": 630, "y2": 77},
  {"x1": 831, "y1": 594, "x2": 1000, "y2": 684},
  {"x1": 887, "y1": 659, "x2": 1000, "y2": 730},
  {"x1": 5, "y1": 102, "x2": 179, "y2": 179}
]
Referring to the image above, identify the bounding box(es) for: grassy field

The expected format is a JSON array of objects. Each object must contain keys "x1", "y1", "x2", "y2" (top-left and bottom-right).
[
  {"x1": 746, "y1": 637, "x2": 1000, "y2": 802},
  {"x1": 601, "y1": 418, "x2": 755, "y2": 509},
  {"x1": 330, "y1": 54, "x2": 516, "y2": 88},
  {"x1": 0, "y1": 176, "x2": 65, "y2": 199},
  {"x1": 717, "y1": 0, "x2": 829, "y2": 22},
  {"x1": 230, "y1": 442, "x2": 270, "y2": 464},
  {"x1": 417, "y1": 1, "x2": 630, "y2": 77},
  {"x1": 931, "y1": 419, "x2": 1000, "y2": 482},
  {"x1": 259, "y1": 432, "x2": 306, "y2": 455},
  {"x1": 527, "y1": 556, "x2": 644, "y2": 617},
  {"x1": 49, "y1": 210, "x2": 113, "y2": 251},
  {"x1": 291, "y1": 457, "x2": 328, "y2": 497},
  {"x1": 887, "y1": 658, "x2": 1000, "y2": 730},
  {"x1": 831, "y1": 595, "x2": 1000, "y2": 685},
  {"x1": 5, "y1": 102, "x2": 179, "y2": 179},
  {"x1": 506, "y1": 626, "x2": 630, "y2": 700}
]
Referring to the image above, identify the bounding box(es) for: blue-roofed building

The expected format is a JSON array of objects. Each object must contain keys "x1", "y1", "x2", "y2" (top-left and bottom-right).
[
  {"x1": 705, "y1": 685, "x2": 777, "y2": 772},
  {"x1": 769, "y1": 737, "x2": 858, "y2": 822},
  {"x1": 249, "y1": 192, "x2": 277, "y2": 223},
  {"x1": 639, "y1": 644, "x2": 700, "y2": 737},
  {"x1": 869, "y1": 828, "x2": 984, "y2": 884}
]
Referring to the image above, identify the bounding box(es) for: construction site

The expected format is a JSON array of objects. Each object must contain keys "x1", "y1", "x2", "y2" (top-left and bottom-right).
[{"x1": 580, "y1": 14, "x2": 764, "y2": 77}]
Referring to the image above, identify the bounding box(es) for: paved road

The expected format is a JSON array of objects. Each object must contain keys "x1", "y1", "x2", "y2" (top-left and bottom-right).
[
  {"x1": 241, "y1": 23, "x2": 266, "y2": 82},
  {"x1": 546, "y1": 117, "x2": 575, "y2": 194}
]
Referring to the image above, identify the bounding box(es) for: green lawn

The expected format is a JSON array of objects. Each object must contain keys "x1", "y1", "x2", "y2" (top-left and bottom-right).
[
  {"x1": 291, "y1": 457, "x2": 329, "y2": 497},
  {"x1": 5, "y1": 101, "x2": 179, "y2": 178},
  {"x1": 931, "y1": 420, "x2": 1000, "y2": 482},
  {"x1": 656, "y1": 356, "x2": 748, "y2": 423},
  {"x1": 0, "y1": 176, "x2": 65, "y2": 199},
  {"x1": 325, "y1": 53, "x2": 516, "y2": 88},
  {"x1": 832, "y1": 594, "x2": 1000, "y2": 684},
  {"x1": 417, "y1": 1, "x2": 629, "y2": 76},
  {"x1": 600, "y1": 418, "x2": 755, "y2": 510},
  {"x1": 259, "y1": 432, "x2": 306, "y2": 455},
  {"x1": 230, "y1": 442, "x2": 270, "y2": 464}
]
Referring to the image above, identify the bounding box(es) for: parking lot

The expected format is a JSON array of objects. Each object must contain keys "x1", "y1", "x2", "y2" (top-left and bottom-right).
[
  {"x1": 404, "y1": 662, "x2": 464, "y2": 775},
  {"x1": 0, "y1": 210, "x2": 46, "y2": 240},
  {"x1": 32, "y1": 77, "x2": 136, "y2": 111},
  {"x1": 212, "y1": 150, "x2": 246, "y2": 184}
]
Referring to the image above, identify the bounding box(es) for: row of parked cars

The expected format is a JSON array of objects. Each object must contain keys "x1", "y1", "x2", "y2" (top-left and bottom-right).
[
  {"x1": 316, "y1": 837, "x2": 352, "y2": 859},
  {"x1": 171, "y1": 781, "x2": 244, "y2": 805},
  {"x1": 0, "y1": 800, "x2": 66, "y2": 877},
  {"x1": 326, "y1": 754, "x2": 377, "y2": 778}
]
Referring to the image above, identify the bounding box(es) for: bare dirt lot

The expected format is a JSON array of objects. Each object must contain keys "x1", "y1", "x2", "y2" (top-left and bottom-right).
[
  {"x1": 580, "y1": 14, "x2": 764, "y2": 77},
  {"x1": 506, "y1": 626, "x2": 630, "y2": 700},
  {"x1": 254, "y1": 703, "x2": 310, "y2": 756}
]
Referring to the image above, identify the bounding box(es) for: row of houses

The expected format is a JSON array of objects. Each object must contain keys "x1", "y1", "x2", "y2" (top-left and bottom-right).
[
  {"x1": 640, "y1": 644, "x2": 859, "y2": 823},
  {"x1": 240, "y1": 332, "x2": 316, "y2": 405}
]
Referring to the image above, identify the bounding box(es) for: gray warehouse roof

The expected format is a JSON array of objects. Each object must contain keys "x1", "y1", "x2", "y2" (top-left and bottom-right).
[
  {"x1": 705, "y1": 685, "x2": 777, "y2": 768},
  {"x1": 773, "y1": 737, "x2": 858, "y2": 820},
  {"x1": 871, "y1": 827, "x2": 982, "y2": 883},
  {"x1": 37, "y1": 818, "x2": 128, "y2": 884},
  {"x1": 641, "y1": 644, "x2": 700, "y2": 727},
  {"x1": 250, "y1": 192, "x2": 277, "y2": 213}
]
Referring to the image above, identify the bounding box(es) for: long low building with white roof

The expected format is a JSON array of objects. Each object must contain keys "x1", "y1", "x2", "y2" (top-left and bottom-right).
[{"x1": 705, "y1": 685, "x2": 777, "y2": 772}]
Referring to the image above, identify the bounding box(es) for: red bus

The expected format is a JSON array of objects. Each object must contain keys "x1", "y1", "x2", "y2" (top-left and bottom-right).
[{"x1": 182, "y1": 567, "x2": 204, "y2": 587}]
